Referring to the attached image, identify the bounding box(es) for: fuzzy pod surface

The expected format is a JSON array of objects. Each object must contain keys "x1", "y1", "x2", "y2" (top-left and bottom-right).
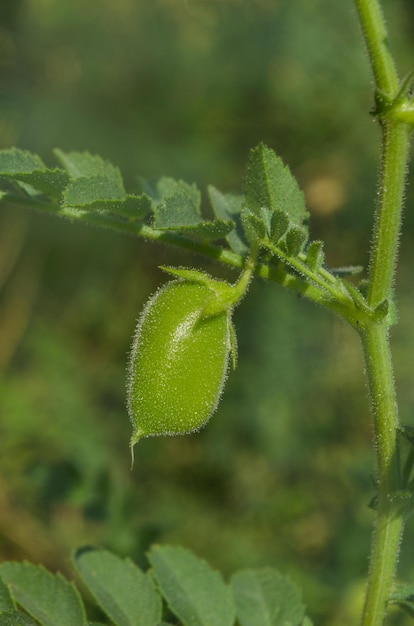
[{"x1": 127, "y1": 279, "x2": 233, "y2": 449}]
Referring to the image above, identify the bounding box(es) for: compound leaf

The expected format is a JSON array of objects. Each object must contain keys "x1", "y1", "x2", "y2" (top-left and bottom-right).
[
  {"x1": 73, "y1": 547, "x2": 162, "y2": 626},
  {"x1": 149, "y1": 545, "x2": 235, "y2": 626},
  {"x1": 0, "y1": 562, "x2": 87, "y2": 626}
]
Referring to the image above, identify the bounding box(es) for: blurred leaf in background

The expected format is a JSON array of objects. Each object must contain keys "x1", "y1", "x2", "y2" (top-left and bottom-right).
[{"x1": 0, "y1": 1, "x2": 414, "y2": 624}]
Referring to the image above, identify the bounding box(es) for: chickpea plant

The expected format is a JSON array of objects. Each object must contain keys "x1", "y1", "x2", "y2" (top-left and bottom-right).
[{"x1": 0, "y1": 0, "x2": 414, "y2": 625}]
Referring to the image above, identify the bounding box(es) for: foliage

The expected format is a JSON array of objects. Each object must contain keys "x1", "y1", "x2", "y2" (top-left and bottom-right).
[{"x1": 0, "y1": 546, "x2": 311, "y2": 626}]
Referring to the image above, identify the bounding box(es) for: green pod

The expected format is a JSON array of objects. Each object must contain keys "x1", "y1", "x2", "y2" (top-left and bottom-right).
[{"x1": 127, "y1": 279, "x2": 233, "y2": 452}]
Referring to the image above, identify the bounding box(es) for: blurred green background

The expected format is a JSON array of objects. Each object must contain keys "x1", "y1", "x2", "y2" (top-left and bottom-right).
[{"x1": 0, "y1": 0, "x2": 414, "y2": 623}]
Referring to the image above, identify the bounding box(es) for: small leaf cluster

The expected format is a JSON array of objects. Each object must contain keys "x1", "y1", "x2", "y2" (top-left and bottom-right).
[
  {"x1": 0, "y1": 545, "x2": 312, "y2": 626},
  {"x1": 241, "y1": 143, "x2": 308, "y2": 254}
]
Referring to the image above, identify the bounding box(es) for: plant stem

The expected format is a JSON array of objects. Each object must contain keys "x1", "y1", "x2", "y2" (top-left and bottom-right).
[
  {"x1": 359, "y1": 119, "x2": 410, "y2": 625},
  {"x1": 367, "y1": 121, "x2": 411, "y2": 308},
  {"x1": 359, "y1": 322, "x2": 404, "y2": 626},
  {"x1": 263, "y1": 242, "x2": 348, "y2": 302},
  {"x1": 354, "y1": 0, "x2": 413, "y2": 624},
  {"x1": 354, "y1": 0, "x2": 399, "y2": 96}
]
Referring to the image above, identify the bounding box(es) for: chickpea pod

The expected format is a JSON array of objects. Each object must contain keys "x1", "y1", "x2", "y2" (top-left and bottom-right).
[{"x1": 127, "y1": 266, "x2": 253, "y2": 462}]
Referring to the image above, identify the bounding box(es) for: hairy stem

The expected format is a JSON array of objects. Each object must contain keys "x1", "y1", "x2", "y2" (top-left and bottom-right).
[
  {"x1": 354, "y1": 0, "x2": 399, "y2": 96},
  {"x1": 359, "y1": 322, "x2": 403, "y2": 626},
  {"x1": 367, "y1": 121, "x2": 411, "y2": 308},
  {"x1": 354, "y1": 0, "x2": 412, "y2": 624},
  {"x1": 359, "y1": 118, "x2": 410, "y2": 625}
]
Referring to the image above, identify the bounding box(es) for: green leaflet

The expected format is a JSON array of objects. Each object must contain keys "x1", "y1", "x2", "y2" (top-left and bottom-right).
[
  {"x1": 57, "y1": 151, "x2": 151, "y2": 219},
  {"x1": 151, "y1": 177, "x2": 234, "y2": 239},
  {"x1": 231, "y1": 568, "x2": 307, "y2": 626},
  {"x1": 149, "y1": 545, "x2": 236, "y2": 626},
  {"x1": 54, "y1": 149, "x2": 122, "y2": 180},
  {"x1": 0, "y1": 562, "x2": 87, "y2": 626},
  {"x1": 0, "y1": 148, "x2": 69, "y2": 197},
  {"x1": 305, "y1": 240, "x2": 325, "y2": 272},
  {"x1": 73, "y1": 547, "x2": 162, "y2": 626},
  {"x1": 245, "y1": 143, "x2": 308, "y2": 229},
  {"x1": 243, "y1": 144, "x2": 309, "y2": 249}
]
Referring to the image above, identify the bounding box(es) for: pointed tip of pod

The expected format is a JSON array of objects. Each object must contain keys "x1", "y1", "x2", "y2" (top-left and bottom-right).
[
  {"x1": 129, "y1": 441, "x2": 135, "y2": 470},
  {"x1": 129, "y1": 430, "x2": 144, "y2": 469}
]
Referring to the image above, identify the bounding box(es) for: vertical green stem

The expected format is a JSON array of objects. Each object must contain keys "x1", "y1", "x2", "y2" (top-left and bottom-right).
[
  {"x1": 359, "y1": 117, "x2": 411, "y2": 626},
  {"x1": 359, "y1": 323, "x2": 404, "y2": 626},
  {"x1": 353, "y1": 0, "x2": 413, "y2": 624},
  {"x1": 353, "y1": 0, "x2": 399, "y2": 95},
  {"x1": 367, "y1": 121, "x2": 411, "y2": 308}
]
